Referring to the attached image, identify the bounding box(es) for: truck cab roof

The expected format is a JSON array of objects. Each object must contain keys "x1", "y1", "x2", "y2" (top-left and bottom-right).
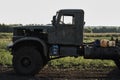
[{"x1": 57, "y1": 9, "x2": 84, "y2": 13}]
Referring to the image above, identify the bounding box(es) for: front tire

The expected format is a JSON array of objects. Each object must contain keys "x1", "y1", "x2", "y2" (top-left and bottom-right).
[{"x1": 13, "y1": 46, "x2": 44, "y2": 75}]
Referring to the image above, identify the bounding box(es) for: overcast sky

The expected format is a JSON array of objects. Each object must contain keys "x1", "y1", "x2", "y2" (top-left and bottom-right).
[{"x1": 0, "y1": 0, "x2": 120, "y2": 26}]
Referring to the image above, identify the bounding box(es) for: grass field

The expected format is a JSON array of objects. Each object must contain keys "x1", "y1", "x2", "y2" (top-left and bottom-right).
[
  {"x1": 0, "y1": 33, "x2": 12, "y2": 65},
  {"x1": 0, "y1": 32, "x2": 117, "y2": 69},
  {"x1": 84, "y1": 33, "x2": 120, "y2": 42}
]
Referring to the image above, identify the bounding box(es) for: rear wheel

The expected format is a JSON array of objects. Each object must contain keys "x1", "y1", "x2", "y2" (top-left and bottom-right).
[{"x1": 13, "y1": 46, "x2": 44, "y2": 75}]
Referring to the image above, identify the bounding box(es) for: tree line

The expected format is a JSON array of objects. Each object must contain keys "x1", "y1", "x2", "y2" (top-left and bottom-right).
[
  {"x1": 0, "y1": 24, "x2": 120, "y2": 33},
  {"x1": 84, "y1": 26, "x2": 120, "y2": 33},
  {"x1": 0, "y1": 24, "x2": 22, "y2": 32}
]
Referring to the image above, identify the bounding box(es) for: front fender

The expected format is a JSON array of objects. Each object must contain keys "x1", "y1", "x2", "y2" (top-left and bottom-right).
[{"x1": 12, "y1": 37, "x2": 48, "y2": 57}]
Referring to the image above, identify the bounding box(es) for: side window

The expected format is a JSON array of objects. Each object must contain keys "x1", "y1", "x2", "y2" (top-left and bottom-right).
[{"x1": 59, "y1": 15, "x2": 75, "y2": 25}]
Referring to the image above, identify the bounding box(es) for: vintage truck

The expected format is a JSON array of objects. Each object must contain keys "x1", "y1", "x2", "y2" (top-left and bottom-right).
[{"x1": 8, "y1": 9, "x2": 120, "y2": 75}]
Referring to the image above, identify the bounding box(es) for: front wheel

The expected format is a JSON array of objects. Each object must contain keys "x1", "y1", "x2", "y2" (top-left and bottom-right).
[{"x1": 12, "y1": 46, "x2": 44, "y2": 75}]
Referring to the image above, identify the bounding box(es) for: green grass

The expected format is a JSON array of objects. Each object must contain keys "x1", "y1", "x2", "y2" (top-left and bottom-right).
[
  {"x1": 84, "y1": 37, "x2": 113, "y2": 43},
  {"x1": 84, "y1": 33, "x2": 120, "y2": 43},
  {"x1": 0, "y1": 49, "x2": 12, "y2": 65},
  {"x1": 84, "y1": 33, "x2": 120, "y2": 37},
  {"x1": 48, "y1": 57, "x2": 116, "y2": 69},
  {"x1": 0, "y1": 33, "x2": 12, "y2": 66},
  {"x1": 0, "y1": 33, "x2": 12, "y2": 39}
]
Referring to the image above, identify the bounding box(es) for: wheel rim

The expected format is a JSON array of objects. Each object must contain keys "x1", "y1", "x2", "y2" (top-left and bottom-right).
[{"x1": 21, "y1": 57, "x2": 31, "y2": 67}]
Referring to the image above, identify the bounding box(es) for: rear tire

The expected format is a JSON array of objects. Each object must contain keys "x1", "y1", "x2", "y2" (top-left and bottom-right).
[{"x1": 12, "y1": 46, "x2": 44, "y2": 75}]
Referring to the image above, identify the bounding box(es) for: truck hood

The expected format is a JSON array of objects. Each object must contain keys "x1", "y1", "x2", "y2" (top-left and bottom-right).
[{"x1": 14, "y1": 24, "x2": 53, "y2": 30}]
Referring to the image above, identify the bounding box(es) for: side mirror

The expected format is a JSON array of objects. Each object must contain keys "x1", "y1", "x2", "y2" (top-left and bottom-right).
[{"x1": 52, "y1": 16, "x2": 56, "y2": 26}]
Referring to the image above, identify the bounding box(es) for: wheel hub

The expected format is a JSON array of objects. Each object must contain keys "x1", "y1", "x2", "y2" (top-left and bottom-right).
[{"x1": 21, "y1": 57, "x2": 31, "y2": 67}]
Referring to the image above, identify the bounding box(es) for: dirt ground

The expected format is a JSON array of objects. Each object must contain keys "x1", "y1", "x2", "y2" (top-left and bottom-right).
[{"x1": 0, "y1": 66, "x2": 120, "y2": 80}]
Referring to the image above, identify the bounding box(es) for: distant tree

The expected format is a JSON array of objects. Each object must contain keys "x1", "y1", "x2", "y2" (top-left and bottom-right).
[{"x1": 84, "y1": 27, "x2": 92, "y2": 33}]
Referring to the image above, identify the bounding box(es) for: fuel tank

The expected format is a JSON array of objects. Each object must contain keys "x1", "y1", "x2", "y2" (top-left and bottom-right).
[{"x1": 84, "y1": 46, "x2": 120, "y2": 59}]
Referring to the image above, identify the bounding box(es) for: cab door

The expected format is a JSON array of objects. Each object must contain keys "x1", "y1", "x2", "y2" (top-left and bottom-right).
[{"x1": 55, "y1": 14, "x2": 77, "y2": 45}]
